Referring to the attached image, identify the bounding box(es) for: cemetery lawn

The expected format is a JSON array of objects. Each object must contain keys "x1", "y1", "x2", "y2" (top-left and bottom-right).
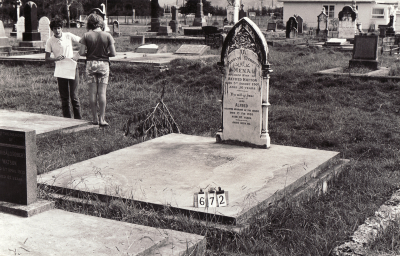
[{"x1": 3, "y1": 43, "x2": 400, "y2": 255}]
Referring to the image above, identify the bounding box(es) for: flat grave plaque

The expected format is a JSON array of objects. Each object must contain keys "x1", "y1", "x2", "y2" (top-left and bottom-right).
[
  {"x1": 0, "y1": 127, "x2": 36, "y2": 205},
  {"x1": 175, "y1": 44, "x2": 209, "y2": 55},
  {"x1": 267, "y1": 22, "x2": 277, "y2": 31}
]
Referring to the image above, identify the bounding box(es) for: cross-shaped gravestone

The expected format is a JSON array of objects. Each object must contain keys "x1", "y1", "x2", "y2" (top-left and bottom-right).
[{"x1": 216, "y1": 17, "x2": 271, "y2": 148}]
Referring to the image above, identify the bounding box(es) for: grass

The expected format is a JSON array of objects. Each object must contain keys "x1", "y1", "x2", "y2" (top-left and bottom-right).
[{"x1": 3, "y1": 33, "x2": 400, "y2": 254}]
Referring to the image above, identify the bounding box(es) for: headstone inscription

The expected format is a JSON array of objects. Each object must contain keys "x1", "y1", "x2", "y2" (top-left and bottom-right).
[
  {"x1": 286, "y1": 16, "x2": 298, "y2": 38},
  {"x1": 38, "y1": 16, "x2": 50, "y2": 43},
  {"x1": 316, "y1": 8, "x2": 328, "y2": 36},
  {"x1": 0, "y1": 127, "x2": 36, "y2": 205},
  {"x1": 16, "y1": 16, "x2": 25, "y2": 40},
  {"x1": 216, "y1": 17, "x2": 271, "y2": 148},
  {"x1": 22, "y1": 1, "x2": 41, "y2": 42},
  {"x1": 349, "y1": 35, "x2": 379, "y2": 69},
  {"x1": 338, "y1": 6, "x2": 356, "y2": 39}
]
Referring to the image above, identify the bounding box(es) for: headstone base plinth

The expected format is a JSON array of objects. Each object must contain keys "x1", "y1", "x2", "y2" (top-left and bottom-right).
[
  {"x1": 151, "y1": 18, "x2": 160, "y2": 32},
  {"x1": 0, "y1": 199, "x2": 54, "y2": 217},
  {"x1": 22, "y1": 32, "x2": 41, "y2": 41},
  {"x1": 169, "y1": 20, "x2": 178, "y2": 32},
  {"x1": 216, "y1": 131, "x2": 271, "y2": 148},
  {"x1": 349, "y1": 59, "x2": 379, "y2": 70},
  {"x1": 0, "y1": 46, "x2": 11, "y2": 53},
  {"x1": 193, "y1": 17, "x2": 207, "y2": 27},
  {"x1": 158, "y1": 26, "x2": 172, "y2": 36},
  {"x1": 19, "y1": 40, "x2": 45, "y2": 48}
]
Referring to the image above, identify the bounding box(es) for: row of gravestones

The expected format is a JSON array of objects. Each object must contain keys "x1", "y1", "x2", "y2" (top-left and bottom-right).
[
  {"x1": 15, "y1": 16, "x2": 50, "y2": 42},
  {"x1": 285, "y1": 5, "x2": 359, "y2": 39}
]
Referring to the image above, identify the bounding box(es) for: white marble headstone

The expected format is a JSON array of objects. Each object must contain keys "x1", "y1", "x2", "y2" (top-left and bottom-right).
[
  {"x1": 217, "y1": 17, "x2": 270, "y2": 148},
  {"x1": 338, "y1": 19, "x2": 356, "y2": 38},
  {"x1": 38, "y1": 16, "x2": 50, "y2": 42},
  {"x1": 17, "y1": 16, "x2": 25, "y2": 40}
]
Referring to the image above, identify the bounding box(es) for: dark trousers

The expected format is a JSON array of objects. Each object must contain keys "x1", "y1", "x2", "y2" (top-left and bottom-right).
[{"x1": 57, "y1": 68, "x2": 81, "y2": 119}]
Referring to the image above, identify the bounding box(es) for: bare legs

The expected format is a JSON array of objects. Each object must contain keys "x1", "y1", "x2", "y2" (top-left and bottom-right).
[{"x1": 89, "y1": 82, "x2": 108, "y2": 125}]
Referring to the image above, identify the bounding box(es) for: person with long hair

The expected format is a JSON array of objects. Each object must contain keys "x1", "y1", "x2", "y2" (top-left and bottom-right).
[
  {"x1": 79, "y1": 13, "x2": 116, "y2": 126},
  {"x1": 45, "y1": 17, "x2": 82, "y2": 119}
]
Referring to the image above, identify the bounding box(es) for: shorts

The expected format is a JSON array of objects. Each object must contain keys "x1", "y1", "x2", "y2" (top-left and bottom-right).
[{"x1": 86, "y1": 60, "x2": 110, "y2": 84}]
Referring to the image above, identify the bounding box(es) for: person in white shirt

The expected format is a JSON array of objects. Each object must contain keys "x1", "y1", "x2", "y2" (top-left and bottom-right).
[{"x1": 45, "y1": 17, "x2": 82, "y2": 119}]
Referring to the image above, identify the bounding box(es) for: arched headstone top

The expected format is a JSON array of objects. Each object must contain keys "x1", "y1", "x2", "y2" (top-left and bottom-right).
[
  {"x1": 338, "y1": 6, "x2": 356, "y2": 21},
  {"x1": 220, "y1": 17, "x2": 268, "y2": 67}
]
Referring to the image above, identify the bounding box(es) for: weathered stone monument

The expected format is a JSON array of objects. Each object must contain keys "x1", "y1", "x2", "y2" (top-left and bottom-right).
[
  {"x1": 267, "y1": 22, "x2": 277, "y2": 32},
  {"x1": 38, "y1": 16, "x2": 50, "y2": 43},
  {"x1": 316, "y1": 8, "x2": 328, "y2": 37},
  {"x1": 286, "y1": 16, "x2": 298, "y2": 38},
  {"x1": 169, "y1": 6, "x2": 179, "y2": 32},
  {"x1": 151, "y1": 0, "x2": 161, "y2": 32},
  {"x1": 0, "y1": 127, "x2": 53, "y2": 217},
  {"x1": 295, "y1": 15, "x2": 303, "y2": 34},
  {"x1": 16, "y1": 16, "x2": 25, "y2": 40},
  {"x1": 10, "y1": 0, "x2": 22, "y2": 37},
  {"x1": 349, "y1": 35, "x2": 379, "y2": 69},
  {"x1": 216, "y1": 17, "x2": 271, "y2": 148},
  {"x1": 112, "y1": 20, "x2": 121, "y2": 37},
  {"x1": 338, "y1": 6, "x2": 357, "y2": 39},
  {"x1": 20, "y1": 1, "x2": 43, "y2": 47},
  {"x1": 193, "y1": 0, "x2": 207, "y2": 26},
  {"x1": 0, "y1": 21, "x2": 11, "y2": 53}
]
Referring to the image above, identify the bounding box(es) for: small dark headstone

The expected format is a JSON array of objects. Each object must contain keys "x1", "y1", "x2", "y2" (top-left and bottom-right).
[
  {"x1": 267, "y1": 22, "x2": 277, "y2": 32},
  {"x1": 0, "y1": 127, "x2": 36, "y2": 205},
  {"x1": 295, "y1": 16, "x2": 303, "y2": 34},
  {"x1": 202, "y1": 26, "x2": 219, "y2": 35},
  {"x1": 150, "y1": 0, "x2": 160, "y2": 32},
  {"x1": 349, "y1": 35, "x2": 379, "y2": 69},
  {"x1": 169, "y1": 6, "x2": 179, "y2": 32},
  {"x1": 239, "y1": 4, "x2": 246, "y2": 20}
]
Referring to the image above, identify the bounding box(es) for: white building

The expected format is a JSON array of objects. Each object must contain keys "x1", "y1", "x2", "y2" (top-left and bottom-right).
[{"x1": 278, "y1": 0, "x2": 400, "y2": 31}]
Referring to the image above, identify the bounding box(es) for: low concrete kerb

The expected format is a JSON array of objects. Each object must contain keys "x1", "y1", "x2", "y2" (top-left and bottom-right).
[{"x1": 332, "y1": 189, "x2": 400, "y2": 255}]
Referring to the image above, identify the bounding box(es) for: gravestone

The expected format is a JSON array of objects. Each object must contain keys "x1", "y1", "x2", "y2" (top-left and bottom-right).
[
  {"x1": 267, "y1": 22, "x2": 277, "y2": 32},
  {"x1": 175, "y1": 44, "x2": 209, "y2": 55},
  {"x1": 316, "y1": 8, "x2": 328, "y2": 37},
  {"x1": 16, "y1": 16, "x2": 25, "y2": 40},
  {"x1": 193, "y1": 0, "x2": 207, "y2": 26},
  {"x1": 22, "y1": 1, "x2": 41, "y2": 42},
  {"x1": 10, "y1": 0, "x2": 22, "y2": 37},
  {"x1": 286, "y1": 16, "x2": 298, "y2": 38},
  {"x1": 169, "y1": 5, "x2": 179, "y2": 32},
  {"x1": 295, "y1": 15, "x2": 303, "y2": 34},
  {"x1": 239, "y1": 4, "x2": 246, "y2": 20},
  {"x1": 349, "y1": 35, "x2": 379, "y2": 69},
  {"x1": 136, "y1": 44, "x2": 159, "y2": 53},
  {"x1": 112, "y1": 20, "x2": 121, "y2": 37},
  {"x1": 0, "y1": 21, "x2": 11, "y2": 52},
  {"x1": 216, "y1": 17, "x2": 271, "y2": 148},
  {"x1": 38, "y1": 16, "x2": 50, "y2": 43},
  {"x1": 130, "y1": 35, "x2": 145, "y2": 44},
  {"x1": 338, "y1": 6, "x2": 356, "y2": 39},
  {"x1": 0, "y1": 127, "x2": 36, "y2": 205},
  {"x1": 158, "y1": 25, "x2": 172, "y2": 35},
  {"x1": 226, "y1": 6, "x2": 235, "y2": 25},
  {"x1": 150, "y1": 0, "x2": 160, "y2": 32}
]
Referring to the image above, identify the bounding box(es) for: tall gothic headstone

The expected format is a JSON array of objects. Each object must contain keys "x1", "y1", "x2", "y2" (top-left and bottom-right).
[
  {"x1": 151, "y1": 0, "x2": 161, "y2": 32},
  {"x1": 316, "y1": 8, "x2": 328, "y2": 37},
  {"x1": 22, "y1": 1, "x2": 41, "y2": 42},
  {"x1": 216, "y1": 18, "x2": 271, "y2": 148},
  {"x1": 338, "y1": 6, "x2": 357, "y2": 38},
  {"x1": 193, "y1": 0, "x2": 207, "y2": 26}
]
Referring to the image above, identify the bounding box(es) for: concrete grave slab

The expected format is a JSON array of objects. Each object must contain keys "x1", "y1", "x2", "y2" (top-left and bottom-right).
[
  {"x1": 175, "y1": 44, "x2": 210, "y2": 55},
  {"x1": 0, "y1": 209, "x2": 205, "y2": 255},
  {"x1": 136, "y1": 44, "x2": 159, "y2": 53},
  {"x1": 0, "y1": 110, "x2": 95, "y2": 138},
  {"x1": 39, "y1": 133, "x2": 344, "y2": 224}
]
